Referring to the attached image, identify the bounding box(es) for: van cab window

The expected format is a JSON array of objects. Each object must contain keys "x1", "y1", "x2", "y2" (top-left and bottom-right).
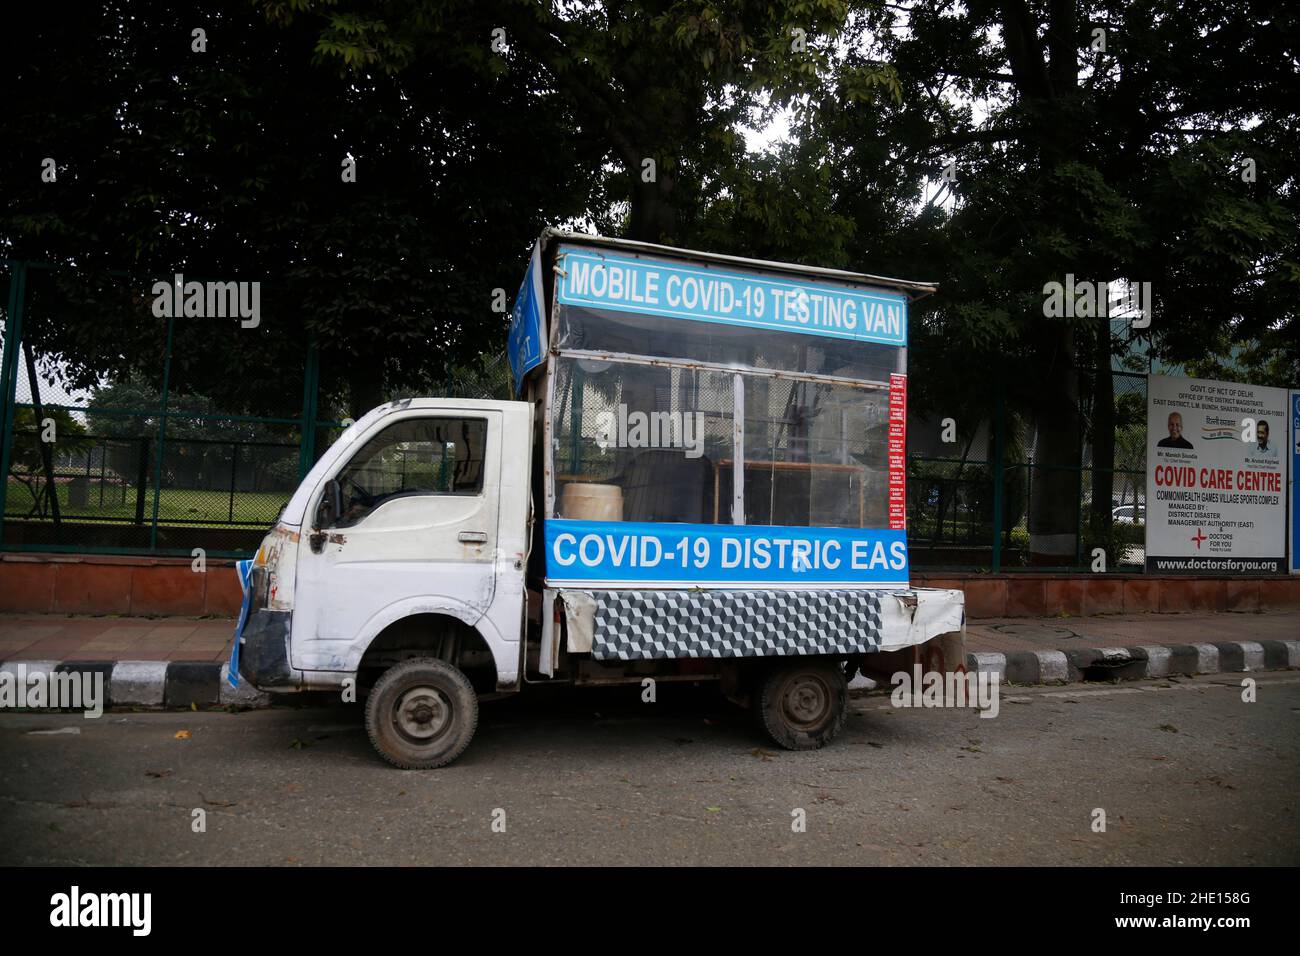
[{"x1": 332, "y1": 417, "x2": 487, "y2": 527}]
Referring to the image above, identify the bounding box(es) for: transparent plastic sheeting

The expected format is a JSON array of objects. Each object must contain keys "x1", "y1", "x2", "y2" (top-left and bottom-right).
[
  {"x1": 550, "y1": 357, "x2": 891, "y2": 530},
  {"x1": 555, "y1": 304, "x2": 904, "y2": 384}
]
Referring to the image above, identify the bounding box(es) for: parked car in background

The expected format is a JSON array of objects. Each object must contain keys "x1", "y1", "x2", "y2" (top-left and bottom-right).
[{"x1": 1112, "y1": 504, "x2": 1145, "y2": 524}]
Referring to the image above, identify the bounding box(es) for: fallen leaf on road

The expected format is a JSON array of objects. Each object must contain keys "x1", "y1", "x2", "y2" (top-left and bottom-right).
[
  {"x1": 174, "y1": 730, "x2": 191, "y2": 740},
  {"x1": 145, "y1": 769, "x2": 173, "y2": 778},
  {"x1": 751, "y1": 747, "x2": 776, "y2": 761},
  {"x1": 705, "y1": 806, "x2": 722, "y2": 813},
  {"x1": 1159, "y1": 723, "x2": 1178, "y2": 733}
]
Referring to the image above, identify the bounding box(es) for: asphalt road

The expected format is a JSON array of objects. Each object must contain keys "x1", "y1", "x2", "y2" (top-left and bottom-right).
[{"x1": 1, "y1": 675, "x2": 1297, "y2": 866}]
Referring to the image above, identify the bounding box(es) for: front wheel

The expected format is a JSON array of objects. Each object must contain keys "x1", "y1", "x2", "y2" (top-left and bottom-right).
[
  {"x1": 364, "y1": 658, "x2": 478, "y2": 769},
  {"x1": 756, "y1": 659, "x2": 848, "y2": 751}
]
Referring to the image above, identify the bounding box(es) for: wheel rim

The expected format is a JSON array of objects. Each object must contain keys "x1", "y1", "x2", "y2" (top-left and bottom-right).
[
  {"x1": 781, "y1": 672, "x2": 831, "y2": 729},
  {"x1": 393, "y1": 686, "x2": 453, "y2": 745}
]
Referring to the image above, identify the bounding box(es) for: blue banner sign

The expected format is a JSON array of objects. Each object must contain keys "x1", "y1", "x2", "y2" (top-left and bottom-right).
[
  {"x1": 507, "y1": 242, "x2": 547, "y2": 393},
  {"x1": 556, "y1": 245, "x2": 908, "y2": 346},
  {"x1": 226, "y1": 558, "x2": 255, "y2": 688},
  {"x1": 544, "y1": 519, "x2": 909, "y2": 586}
]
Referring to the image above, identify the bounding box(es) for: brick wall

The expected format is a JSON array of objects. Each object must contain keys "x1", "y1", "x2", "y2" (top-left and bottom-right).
[
  {"x1": 0, "y1": 554, "x2": 243, "y2": 617},
  {"x1": 1, "y1": 554, "x2": 1297, "y2": 619},
  {"x1": 912, "y1": 571, "x2": 1300, "y2": 618}
]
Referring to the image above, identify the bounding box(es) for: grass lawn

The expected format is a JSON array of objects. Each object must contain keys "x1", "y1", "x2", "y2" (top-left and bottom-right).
[{"x1": 4, "y1": 479, "x2": 289, "y2": 528}]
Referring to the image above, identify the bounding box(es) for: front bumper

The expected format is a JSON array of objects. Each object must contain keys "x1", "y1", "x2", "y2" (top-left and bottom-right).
[{"x1": 237, "y1": 608, "x2": 301, "y2": 689}]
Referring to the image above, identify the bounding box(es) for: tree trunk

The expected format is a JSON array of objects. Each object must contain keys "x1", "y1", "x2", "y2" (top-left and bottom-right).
[
  {"x1": 1089, "y1": 321, "x2": 1115, "y2": 543},
  {"x1": 348, "y1": 358, "x2": 384, "y2": 421},
  {"x1": 626, "y1": 153, "x2": 679, "y2": 245},
  {"x1": 1001, "y1": 0, "x2": 1086, "y2": 566},
  {"x1": 1028, "y1": 325, "x2": 1081, "y2": 565}
]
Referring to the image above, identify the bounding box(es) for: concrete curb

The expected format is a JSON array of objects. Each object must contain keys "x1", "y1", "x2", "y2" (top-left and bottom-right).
[
  {"x1": 0, "y1": 659, "x2": 271, "y2": 710},
  {"x1": 4, "y1": 639, "x2": 1298, "y2": 712},
  {"x1": 967, "y1": 640, "x2": 1300, "y2": 684}
]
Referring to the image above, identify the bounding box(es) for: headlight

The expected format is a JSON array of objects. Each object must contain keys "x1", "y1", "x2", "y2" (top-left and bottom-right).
[{"x1": 249, "y1": 566, "x2": 270, "y2": 612}]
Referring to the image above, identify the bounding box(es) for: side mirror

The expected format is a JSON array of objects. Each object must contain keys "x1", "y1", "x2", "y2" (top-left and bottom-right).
[{"x1": 315, "y1": 478, "x2": 343, "y2": 530}]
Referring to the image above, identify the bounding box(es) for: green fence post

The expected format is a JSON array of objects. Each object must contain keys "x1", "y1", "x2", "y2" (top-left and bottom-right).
[
  {"x1": 0, "y1": 261, "x2": 30, "y2": 548},
  {"x1": 298, "y1": 341, "x2": 320, "y2": 478},
  {"x1": 991, "y1": 384, "x2": 1005, "y2": 573},
  {"x1": 148, "y1": 311, "x2": 176, "y2": 550},
  {"x1": 569, "y1": 363, "x2": 585, "y2": 473},
  {"x1": 1075, "y1": 443, "x2": 1085, "y2": 570}
]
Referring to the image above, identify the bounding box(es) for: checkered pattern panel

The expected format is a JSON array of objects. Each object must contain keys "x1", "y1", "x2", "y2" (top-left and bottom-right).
[{"x1": 587, "y1": 589, "x2": 885, "y2": 661}]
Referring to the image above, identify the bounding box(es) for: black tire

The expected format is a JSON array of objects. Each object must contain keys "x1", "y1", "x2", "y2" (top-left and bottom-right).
[
  {"x1": 756, "y1": 658, "x2": 848, "y2": 751},
  {"x1": 364, "y1": 658, "x2": 478, "y2": 769}
]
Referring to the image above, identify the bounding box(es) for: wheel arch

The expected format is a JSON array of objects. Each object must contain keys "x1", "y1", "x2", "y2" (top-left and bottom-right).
[{"x1": 348, "y1": 601, "x2": 511, "y2": 691}]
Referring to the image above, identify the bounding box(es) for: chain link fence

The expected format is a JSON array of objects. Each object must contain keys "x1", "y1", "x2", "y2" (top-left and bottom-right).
[
  {"x1": 0, "y1": 261, "x2": 512, "y2": 557},
  {"x1": 4, "y1": 259, "x2": 1152, "y2": 569},
  {"x1": 907, "y1": 370, "x2": 1149, "y2": 571}
]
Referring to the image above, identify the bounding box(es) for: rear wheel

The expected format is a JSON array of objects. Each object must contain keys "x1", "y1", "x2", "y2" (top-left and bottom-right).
[
  {"x1": 364, "y1": 658, "x2": 478, "y2": 769},
  {"x1": 756, "y1": 659, "x2": 848, "y2": 751}
]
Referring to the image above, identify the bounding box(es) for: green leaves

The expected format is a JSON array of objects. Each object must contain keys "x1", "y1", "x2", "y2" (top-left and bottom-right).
[
  {"x1": 5, "y1": 0, "x2": 1293, "y2": 415},
  {"x1": 314, "y1": 13, "x2": 416, "y2": 73},
  {"x1": 840, "y1": 62, "x2": 902, "y2": 105}
]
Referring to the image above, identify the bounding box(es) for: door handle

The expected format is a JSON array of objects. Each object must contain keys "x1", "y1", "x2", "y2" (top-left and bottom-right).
[{"x1": 458, "y1": 531, "x2": 488, "y2": 544}]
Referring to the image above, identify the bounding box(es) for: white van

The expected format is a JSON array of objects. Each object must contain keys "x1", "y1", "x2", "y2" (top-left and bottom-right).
[{"x1": 234, "y1": 232, "x2": 966, "y2": 768}]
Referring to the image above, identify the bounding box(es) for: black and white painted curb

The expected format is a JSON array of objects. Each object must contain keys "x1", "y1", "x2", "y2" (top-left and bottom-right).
[
  {"x1": 0, "y1": 660, "x2": 270, "y2": 709},
  {"x1": 966, "y1": 640, "x2": 1300, "y2": 684},
  {"x1": 4, "y1": 640, "x2": 1299, "y2": 713}
]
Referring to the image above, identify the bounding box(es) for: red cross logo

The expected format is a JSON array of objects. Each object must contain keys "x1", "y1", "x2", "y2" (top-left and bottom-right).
[{"x1": 1190, "y1": 528, "x2": 1206, "y2": 548}]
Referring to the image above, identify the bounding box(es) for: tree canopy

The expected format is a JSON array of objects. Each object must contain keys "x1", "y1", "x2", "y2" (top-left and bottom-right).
[{"x1": 3, "y1": 0, "x2": 1295, "y2": 557}]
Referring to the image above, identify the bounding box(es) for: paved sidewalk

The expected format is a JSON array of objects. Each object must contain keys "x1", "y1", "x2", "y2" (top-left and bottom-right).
[
  {"x1": 0, "y1": 609, "x2": 1294, "y2": 664},
  {"x1": 965, "y1": 610, "x2": 1298, "y2": 654},
  {"x1": 0, "y1": 615, "x2": 235, "y2": 663}
]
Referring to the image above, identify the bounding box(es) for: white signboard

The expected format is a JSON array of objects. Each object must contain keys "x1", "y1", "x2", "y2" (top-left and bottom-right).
[{"x1": 1146, "y1": 374, "x2": 1287, "y2": 574}]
